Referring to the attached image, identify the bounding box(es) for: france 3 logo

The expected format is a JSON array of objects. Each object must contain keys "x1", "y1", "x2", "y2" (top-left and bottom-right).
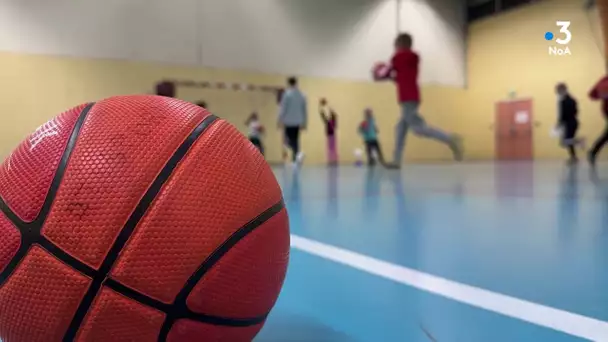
[{"x1": 545, "y1": 21, "x2": 571, "y2": 56}]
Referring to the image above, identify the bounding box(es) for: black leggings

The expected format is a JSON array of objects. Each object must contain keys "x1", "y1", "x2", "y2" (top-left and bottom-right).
[
  {"x1": 365, "y1": 140, "x2": 385, "y2": 165},
  {"x1": 284, "y1": 126, "x2": 300, "y2": 161},
  {"x1": 591, "y1": 122, "x2": 608, "y2": 159},
  {"x1": 249, "y1": 136, "x2": 264, "y2": 156},
  {"x1": 561, "y1": 121, "x2": 578, "y2": 159}
]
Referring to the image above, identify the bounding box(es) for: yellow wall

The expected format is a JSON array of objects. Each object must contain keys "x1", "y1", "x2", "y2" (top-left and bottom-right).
[
  {"x1": 466, "y1": 0, "x2": 606, "y2": 159},
  {"x1": 0, "y1": 52, "x2": 463, "y2": 165},
  {"x1": 1, "y1": 0, "x2": 601, "y2": 164}
]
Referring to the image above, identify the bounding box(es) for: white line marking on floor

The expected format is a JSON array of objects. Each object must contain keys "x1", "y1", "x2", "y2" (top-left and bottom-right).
[{"x1": 290, "y1": 235, "x2": 608, "y2": 341}]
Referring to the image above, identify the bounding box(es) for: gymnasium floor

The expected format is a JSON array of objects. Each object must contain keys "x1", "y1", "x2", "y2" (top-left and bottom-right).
[{"x1": 255, "y1": 162, "x2": 608, "y2": 342}]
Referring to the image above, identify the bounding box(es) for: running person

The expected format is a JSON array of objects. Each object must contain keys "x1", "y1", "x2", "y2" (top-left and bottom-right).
[
  {"x1": 588, "y1": 74, "x2": 608, "y2": 167},
  {"x1": 555, "y1": 83, "x2": 585, "y2": 164},
  {"x1": 376, "y1": 33, "x2": 462, "y2": 168},
  {"x1": 278, "y1": 77, "x2": 307, "y2": 167}
]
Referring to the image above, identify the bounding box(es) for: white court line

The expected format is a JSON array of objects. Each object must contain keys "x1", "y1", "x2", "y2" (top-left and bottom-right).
[{"x1": 290, "y1": 235, "x2": 608, "y2": 341}]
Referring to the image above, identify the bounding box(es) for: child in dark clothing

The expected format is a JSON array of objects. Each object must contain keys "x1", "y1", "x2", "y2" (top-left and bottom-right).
[
  {"x1": 155, "y1": 81, "x2": 176, "y2": 97},
  {"x1": 319, "y1": 98, "x2": 338, "y2": 165},
  {"x1": 245, "y1": 112, "x2": 265, "y2": 155},
  {"x1": 555, "y1": 83, "x2": 585, "y2": 164},
  {"x1": 358, "y1": 108, "x2": 385, "y2": 166}
]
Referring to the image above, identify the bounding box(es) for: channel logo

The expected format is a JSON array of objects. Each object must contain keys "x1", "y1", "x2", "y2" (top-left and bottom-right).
[{"x1": 545, "y1": 21, "x2": 571, "y2": 56}]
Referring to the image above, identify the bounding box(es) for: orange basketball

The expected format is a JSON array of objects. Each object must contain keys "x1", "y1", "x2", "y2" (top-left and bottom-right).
[{"x1": 0, "y1": 96, "x2": 290, "y2": 342}]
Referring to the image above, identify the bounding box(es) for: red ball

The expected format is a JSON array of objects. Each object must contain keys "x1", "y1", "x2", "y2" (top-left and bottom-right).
[
  {"x1": 372, "y1": 62, "x2": 390, "y2": 81},
  {"x1": 0, "y1": 95, "x2": 289, "y2": 341}
]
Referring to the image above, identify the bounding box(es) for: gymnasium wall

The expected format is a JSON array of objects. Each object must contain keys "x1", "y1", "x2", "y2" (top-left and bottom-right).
[
  {"x1": 465, "y1": 0, "x2": 606, "y2": 159},
  {"x1": 0, "y1": 0, "x2": 467, "y2": 164},
  {"x1": 2, "y1": 0, "x2": 602, "y2": 163},
  {"x1": 0, "y1": 53, "x2": 466, "y2": 164},
  {"x1": 0, "y1": 0, "x2": 466, "y2": 84}
]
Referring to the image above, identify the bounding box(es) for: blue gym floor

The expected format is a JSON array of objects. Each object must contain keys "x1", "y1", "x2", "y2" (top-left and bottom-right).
[{"x1": 255, "y1": 162, "x2": 608, "y2": 342}]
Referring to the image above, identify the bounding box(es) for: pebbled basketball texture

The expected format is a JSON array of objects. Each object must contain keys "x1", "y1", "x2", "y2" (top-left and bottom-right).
[{"x1": 0, "y1": 95, "x2": 290, "y2": 342}]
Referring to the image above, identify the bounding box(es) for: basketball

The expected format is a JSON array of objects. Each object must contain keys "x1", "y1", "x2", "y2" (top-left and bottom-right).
[
  {"x1": 371, "y1": 62, "x2": 391, "y2": 81},
  {"x1": 0, "y1": 96, "x2": 290, "y2": 341}
]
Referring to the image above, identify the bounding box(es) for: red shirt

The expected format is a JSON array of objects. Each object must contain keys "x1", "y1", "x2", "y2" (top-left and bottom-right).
[
  {"x1": 391, "y1": 48, "x2": 420, "y2": 102},
  {"x1": 589, "y1": 75, "x2": 608, "y2": 116}
]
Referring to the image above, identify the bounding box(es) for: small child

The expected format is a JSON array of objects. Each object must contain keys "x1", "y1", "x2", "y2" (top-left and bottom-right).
[
  {"x1": 155, "y1": 81, "x2": 176, "y2": 97},
  {"x1": 319, "y1": 98, "x2": 338, "y2": 165},
  {"x1": 245, "y1": 112, "x2": 265, "y2": 155},
  {"x1": 358, "y1": 108, "x2": 385, "y2": 166},
  {"x1": 555, "y1": 83, "x2": 585, "y2": 164}
]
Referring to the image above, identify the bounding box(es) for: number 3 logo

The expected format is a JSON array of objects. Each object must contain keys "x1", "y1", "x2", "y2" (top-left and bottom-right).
[{"x1": 555, "y1": 21, "x2": 571, "y2": 45}]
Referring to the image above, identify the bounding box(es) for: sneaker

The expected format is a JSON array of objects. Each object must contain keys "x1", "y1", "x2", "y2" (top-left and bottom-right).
[
  {"x1": 384, "y1": 162, "x2": 401, "y2": 169},
  {"x1": 589, "y1": 151, "x2": 597, "y2": 167},
  {"x1": 567, "y1": 157, "x2": 579, "y2": 166},
  {"x1": 296, "y1": 152, "x2": 305, "y2": 166}
]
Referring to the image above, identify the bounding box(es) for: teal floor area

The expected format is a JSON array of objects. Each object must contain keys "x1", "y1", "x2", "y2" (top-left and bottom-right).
[{"x1": 255, "y1": 162, "x2": 608, "y2": 342}]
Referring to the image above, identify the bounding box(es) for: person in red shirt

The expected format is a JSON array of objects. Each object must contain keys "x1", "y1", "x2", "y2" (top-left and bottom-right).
[
  {"x1": 588, "y1": 75, "x2": 608, "y2": 166},
  {"x1": 376, "y1": 33, "x2": 462, "y2": 168}
]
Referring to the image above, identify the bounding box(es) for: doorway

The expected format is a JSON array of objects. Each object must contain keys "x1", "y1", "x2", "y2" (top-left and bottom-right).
[{"x1": 495, "y1": 99, "x2": 533, "y2": 160}]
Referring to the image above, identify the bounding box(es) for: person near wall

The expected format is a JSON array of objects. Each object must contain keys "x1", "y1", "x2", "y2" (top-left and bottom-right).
[
  {"x1": 245, "y1": 112, "x2": 265, "y2": 156},
  {"x1": 319, "y1": 98, "x2": 338, "y2": 166},
  {"x1": 588, "y1": 75, "x2": 608, "y2": 167},
  {"x1": 278, "y1": 76, "x2": 307, "y2": 168},
  {"x1": 358, "y1": 108, "x2": 385, "y2": 166},
  {"x1": 374, "y1": 33, "x2": 463, "y2": 168},
  {"x1": 555, "y1": 83, "x2": 585, "y2": 164},
  {"x1": 155, "y1": 81, "x2": 176, "y2": 97}
]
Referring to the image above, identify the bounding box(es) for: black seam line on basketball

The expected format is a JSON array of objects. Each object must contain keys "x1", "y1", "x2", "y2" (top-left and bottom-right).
[
  {"x1": 62, "y1": 114, "x2": 219, "y2": 342},
  {"x1": 38, "y1": 237, "x2": 96, "y2": 278},
  {"x1": 104, "y1": 278, "x2": 267, "y2": 327},
  {"x1": 0, "y1": 103, "x2": 95, "y2": 287},
  {"x1": 157, "y1": 199, "x2": 284, "y2": 342}
]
